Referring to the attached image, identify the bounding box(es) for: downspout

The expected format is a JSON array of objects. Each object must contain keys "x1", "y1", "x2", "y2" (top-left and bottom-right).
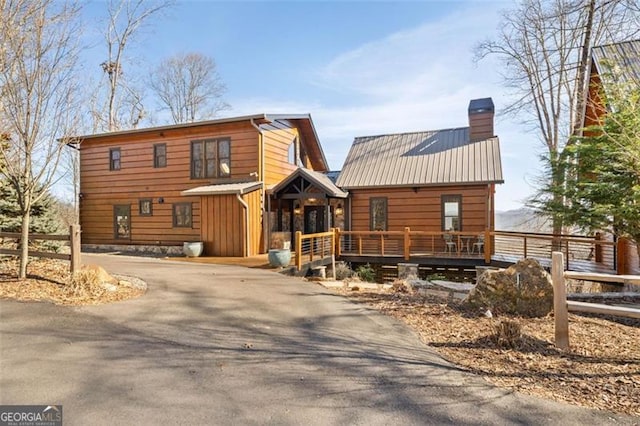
[
  {"x1": 250, "y1": 118, "x2": 268, "y2": 251},
  {"x1": 236, "y1": 193, "x2": 251, "y2": 257}
]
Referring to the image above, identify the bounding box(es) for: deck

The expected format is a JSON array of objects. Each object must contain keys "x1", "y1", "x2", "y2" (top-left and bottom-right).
[{"x1": 335, "y1": 229, "x2": 622, "y2": 275}]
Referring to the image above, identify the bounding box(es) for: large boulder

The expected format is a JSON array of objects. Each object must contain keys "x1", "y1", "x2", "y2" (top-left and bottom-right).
[{"x1": 464, "y1": 258, "x2": 553, "y2": 317}]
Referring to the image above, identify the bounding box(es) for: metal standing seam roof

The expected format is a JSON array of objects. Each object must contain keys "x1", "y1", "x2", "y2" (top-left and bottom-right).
[
  {"x1": 180, "y1": 181, "x2": 263, "y2": 196},
  {"x1": 592, "y1": 39, "x2": 640, "y2": 83},
  {"x1": 335, "y1": 127, "x2": 503, "y2": 188},
  {"x1": 270, "y1": 167, "x2": 349, "y2": 198}
]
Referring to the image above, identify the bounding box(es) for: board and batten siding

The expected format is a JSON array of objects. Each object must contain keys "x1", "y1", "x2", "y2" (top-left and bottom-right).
[
  {"x1": 348, "y1": 185, "x2": 494, "y2": 232},
  {"x1": 80, "y1": 121, "x2": 259, "y2": 246},
  {"x1": 199, "y1": 190, "x2": 262, "y2": 257}
]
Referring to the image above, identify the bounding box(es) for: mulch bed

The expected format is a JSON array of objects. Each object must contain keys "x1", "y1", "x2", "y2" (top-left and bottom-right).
[
  {"x1": 0, "y1": 258, "x2": 145, "y2": 305},
  {"x1": 333, "y1": 287, "x2": 639, "y2": 416}
]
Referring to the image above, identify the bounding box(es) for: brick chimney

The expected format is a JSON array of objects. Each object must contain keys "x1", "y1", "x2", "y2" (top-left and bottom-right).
[{"x1": 468, "y1": 98, "x2": 495, "y2": 142}]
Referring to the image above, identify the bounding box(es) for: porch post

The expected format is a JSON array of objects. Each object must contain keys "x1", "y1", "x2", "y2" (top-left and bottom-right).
[{"x1": 325, "y1": 197, "x2": 331, "y2": 232}]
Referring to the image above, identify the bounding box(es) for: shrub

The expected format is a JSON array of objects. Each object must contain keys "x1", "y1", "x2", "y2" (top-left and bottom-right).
[
  {"x1": 356, "y1": 263, "x2": 376, "y2": 283},
  {"x1": 334, "y1": 261, "x2": 355, "y2": 280},
  {"x1": 491, "y1": 319, "x2": 522, "y2": 349}
]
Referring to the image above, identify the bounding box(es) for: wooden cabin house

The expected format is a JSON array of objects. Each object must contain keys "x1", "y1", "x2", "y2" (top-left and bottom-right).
[
  {"x1": 584, "y1": 39, "x2": 640, "y2": 274},
  {"x1": 75, "y1": 114, "x2": 329, "y2": 257},
  {"x1": 335, "y1": 98, "x2": 503, "y2": 246},
  {"x1": 76, "y1": 98, "x2": 504, "y2": 258}
]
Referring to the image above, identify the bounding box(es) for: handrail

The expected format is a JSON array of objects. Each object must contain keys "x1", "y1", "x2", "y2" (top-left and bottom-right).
[{"x1": 294, "y1": 230, "x2": 335, "y2": 272}]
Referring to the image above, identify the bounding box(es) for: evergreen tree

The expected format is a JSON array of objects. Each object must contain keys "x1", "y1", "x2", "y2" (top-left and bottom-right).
[{"x1": 0, "y1": 181, "x2": 65, "y2": 235}]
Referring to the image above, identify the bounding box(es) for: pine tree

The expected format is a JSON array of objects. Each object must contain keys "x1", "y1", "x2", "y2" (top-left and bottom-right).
[{"x1": 0, "y1": 181, "x2": 65, "y2": 235}]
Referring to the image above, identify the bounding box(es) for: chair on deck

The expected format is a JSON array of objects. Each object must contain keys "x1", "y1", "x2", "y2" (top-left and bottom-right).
[
  {"x1": 443, "y1": 233, "x2": 457, "y2": 253},
  {"x1": 472, "y1": 234, "x2": 485, "y2": 254}
]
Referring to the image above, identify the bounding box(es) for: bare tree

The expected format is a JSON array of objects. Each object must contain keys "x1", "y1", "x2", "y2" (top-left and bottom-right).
[
  {"x1": 0, "y1": 0, "x2": 82, "y2": 278},
  {"x1": 476, "y1": 0, "x2": 640, "y2": 236},
  {"x1": 95, "y1": 0, "x2": 172, "y2": 131},
  {"x1": 149, "y1": 52, "x2": 229, "y2": 124}
]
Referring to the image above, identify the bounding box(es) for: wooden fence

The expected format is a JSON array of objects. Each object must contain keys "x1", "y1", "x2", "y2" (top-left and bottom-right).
[
  {"x1": 551, "y1": 251, "x2": 640, "y2": 349},
  {"x1": 0, "y1": 224, "x2": 81, "y2": 273},
  {"x1": 294, "y1": 230, "x2": 335, "y2": 277}
]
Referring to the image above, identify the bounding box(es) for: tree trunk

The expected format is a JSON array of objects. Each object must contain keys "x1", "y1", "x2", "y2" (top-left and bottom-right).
[{"x1": 18, "y1": 209, "x2": 31, "y2": 279}]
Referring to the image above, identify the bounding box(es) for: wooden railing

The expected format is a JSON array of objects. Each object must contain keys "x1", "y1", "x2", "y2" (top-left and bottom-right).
[
  {"x1": 0, "y1": 224, "x2": 81, "y2": 273},
  {"x1": 336, "y1": 228, "x2": 492, "y2": 261},
  {"x1": 294, "y1": 230, "x2": 335, "y2": 273},
  {"x1": 551, "y1": 251, "x2": 640, "y2": 349},
  {"x1": 335, "y1": 228, "x2": 624, "y2": 272}
]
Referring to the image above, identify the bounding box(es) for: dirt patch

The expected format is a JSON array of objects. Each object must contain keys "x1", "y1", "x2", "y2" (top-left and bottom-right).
[
  {"x1": 332, "y1": 287, "x2": 640, "y2": 416},
  {"x1": 0, "y1": 258, "x2": 145, "y2": 305}
]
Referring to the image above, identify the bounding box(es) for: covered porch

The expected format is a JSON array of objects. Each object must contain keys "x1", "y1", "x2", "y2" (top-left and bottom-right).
[{"x1": 268, "y1": 168, "x2": 348, "y2": 250}]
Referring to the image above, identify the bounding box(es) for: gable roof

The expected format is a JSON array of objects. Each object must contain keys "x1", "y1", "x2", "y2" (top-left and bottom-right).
[
  {"x1": 336, "y1": 127, "x2": 503, "y2": 189},
  {"x1": 270, "y1": 167, "x2": 348, "y2": 198},
  {"x1": 70, "y1": 113, "x2": 329, "y2": 171},
  {"x1": 592, "y1": 39, "x2": 640, "y2": 83}
]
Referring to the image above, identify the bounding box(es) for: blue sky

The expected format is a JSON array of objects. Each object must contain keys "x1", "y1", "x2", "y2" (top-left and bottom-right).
[{"x1": 82, "y1": 0, "x2": 544, "y2": 211}]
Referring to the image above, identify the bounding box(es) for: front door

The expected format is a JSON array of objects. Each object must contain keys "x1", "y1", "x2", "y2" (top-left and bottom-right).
[{"x1": 304, "y1": 206, "x2": 325, "y2": 234}]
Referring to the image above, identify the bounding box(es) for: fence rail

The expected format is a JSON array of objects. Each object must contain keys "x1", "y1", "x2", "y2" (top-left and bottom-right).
[
  {"x1": 0, "y1": 224, "x2": 81, "y2": 273},
  {"x1": 551, "y1": 251, "x2": 640, "y2": 349}
]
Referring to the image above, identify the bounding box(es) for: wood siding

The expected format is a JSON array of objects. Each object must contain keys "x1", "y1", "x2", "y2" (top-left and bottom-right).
[
  {"x1": 199, "y1": 192, "x2": 263, "y2": 257},
  {"x1": 262, "y1": 121, "x2": 300, "y2": 185},
  {"x1": 348, "y1": 185, "x2": 492, "y2": 232},
  {"x1": 80, "y1": 121, "x2": 259, "y2": 246}
]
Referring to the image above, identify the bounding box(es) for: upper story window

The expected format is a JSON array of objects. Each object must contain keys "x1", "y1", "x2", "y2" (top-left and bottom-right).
[
  {"x1": 287, "y1": 141, "x2": 296, "y2": 165},
  {"x1": 191, "y1": 138, "x2": 230, "y2": 179},
  {"x1": 370, "y1": 197, "x2": 388, "y2": 231},
  {"x1": 109, "y1": 148, "x2": 121, "y2": 171},
  {"x1": 154, "y1": 143, "x2": 166, "y2": 168},
  {"x1": 442, "y1": 195, "x2": 462, "y2": 231}
]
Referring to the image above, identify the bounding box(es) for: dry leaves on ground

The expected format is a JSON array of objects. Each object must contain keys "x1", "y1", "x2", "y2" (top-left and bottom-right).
[
  {"x1": 0, "y1": 258, "x2": 145, "y2": 305},
  {"x1": 335, "y1": 288, "x2": 640, "y2": 417}
]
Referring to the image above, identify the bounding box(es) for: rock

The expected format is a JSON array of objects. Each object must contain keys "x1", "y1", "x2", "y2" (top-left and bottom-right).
[
  {"x1": 101, "y1": 283, "x2": 118, "y2": 292},
  {"x1": 81, "y1": 264, "x2": 118, "y2": 285},
  {"x1": 463, "y1": 258, "x2": 553, "y2": 317}
]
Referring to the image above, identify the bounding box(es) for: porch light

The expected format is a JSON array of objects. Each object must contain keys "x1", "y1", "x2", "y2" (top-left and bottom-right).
[
  {"x1": 335, "y1": 203, "x2": 343, "y2": 216},
  {"x1": 294, "y1": 202, "x2": 301, "y2": 215}
]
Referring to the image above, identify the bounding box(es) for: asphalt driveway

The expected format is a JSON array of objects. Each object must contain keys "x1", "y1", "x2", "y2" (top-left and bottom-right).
[{"x1": 0, "y1": 254, "x2": 637, "y2": 425}]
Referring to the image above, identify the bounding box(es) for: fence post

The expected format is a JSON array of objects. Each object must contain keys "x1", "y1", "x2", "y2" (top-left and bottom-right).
[
  {"x1": 616, "y1": 237, "x2": 628, "y2": 275},
  {"x1": 404, "y1": 227, "x2": 410, "y2": 260},
  {"x1": 70, "y1": 224, "x2": 81, "y2": 273},
  {"x1": 295, "y1": 231, "x2": 302, "y2": 270},
  {"x1": 335, "y1": 228, "x2": 341, "y2": 257},
  {"x1": 484, "y1": 229, "x2": 491, "y2": 264},
  {"x1": 594, "y1": 232, "x2": 603, "y2": 263},
  {"x1": 552, "y1": 251, "x2": 569, "y2": 350}
]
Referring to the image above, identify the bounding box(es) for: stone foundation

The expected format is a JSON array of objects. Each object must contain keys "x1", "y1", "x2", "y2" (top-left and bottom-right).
[{"x1": 82, "y1": 244, "x2": 183, "y2": 257}]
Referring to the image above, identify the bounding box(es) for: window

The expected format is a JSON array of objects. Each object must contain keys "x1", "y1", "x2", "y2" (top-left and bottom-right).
[
  {"x1": 191, "y1": 138, "x2": 230, "y2": 179},
  {"x1": 173, "y1": 203, "x2": 192, "y2": 228},
  {"x1": 442, "y1": 195, "x2": 462, "y2": 231},
  {"x1": 139, "y1": 198, "x2": 152, "y2": 216},
  {"x1": 154, "y1": 143, "x2": 166, "y2": 168},
  {"x1": 109, "y1": 148, "x2": 121, "y2": 171},
  {"x1": 113, "y1": 205, "x2": 130, "y2": 239},
  {"x1": 369, "y1": 197, "x2": 388, "y2": 231},
  {"x1": 287, "y1": 141, "x2": 296, "y2": 165}
]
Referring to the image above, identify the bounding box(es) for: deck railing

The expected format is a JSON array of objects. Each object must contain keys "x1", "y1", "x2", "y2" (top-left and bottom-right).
[
  {"x1": 294, "y1": 230, "x2": 335, "y2": 272},
  {"x1": 335, "y1": 228, "x2": 624, "y2": 273},
  {"x1": 551, "y1": 251, "x2": 640, "y2": 349}
]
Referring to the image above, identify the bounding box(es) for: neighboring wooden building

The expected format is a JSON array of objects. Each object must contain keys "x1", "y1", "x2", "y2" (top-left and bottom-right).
[
  {"x1": 584, "y1": 39, "x2": 640, "y2": 274},
  {"x1": 335, "y1": 98, "x2": 504, "y2": 241},
  {"x1": 75, "y1": 114, "x2": 328, "y2": 256}
]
